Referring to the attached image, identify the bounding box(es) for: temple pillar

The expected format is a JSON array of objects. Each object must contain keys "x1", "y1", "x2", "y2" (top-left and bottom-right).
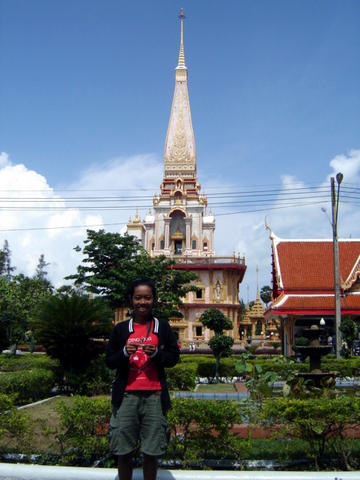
[
  {"x1": 164, "y1": 217, "x2": 171, "y2": 250},
  {"x1": 185, "y1": 217, "x2": 192, "y2": 251},
  {"x1": 209, "y1": 225, "x2": 215, "y2": 252}
]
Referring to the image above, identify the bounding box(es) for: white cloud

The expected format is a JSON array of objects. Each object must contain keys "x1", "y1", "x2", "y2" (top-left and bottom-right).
[
  {"x1": 0, "y1": 152, "x2": 11, "y2": 168},
  {"x1": 0, "y1": 153, "x2": 161, "y2": 286},
  {"x1": 329, "y1": 149, "x2": 360, "y2": 182}
]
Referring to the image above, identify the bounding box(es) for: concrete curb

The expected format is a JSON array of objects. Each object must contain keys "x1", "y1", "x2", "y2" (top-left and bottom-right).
[{"x1": 0, "y1": 463, "x2": 358, "y2": 480}]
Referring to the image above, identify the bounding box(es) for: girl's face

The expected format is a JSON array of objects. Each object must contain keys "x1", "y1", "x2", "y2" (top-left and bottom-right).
[{"x1": 132, "y1": 284, "x2": 154, "y2": 321}]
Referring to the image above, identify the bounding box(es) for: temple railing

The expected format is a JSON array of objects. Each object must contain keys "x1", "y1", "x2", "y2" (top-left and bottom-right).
[{"x1": 170, "y1": 255, "x2": 246, "y2": 265}]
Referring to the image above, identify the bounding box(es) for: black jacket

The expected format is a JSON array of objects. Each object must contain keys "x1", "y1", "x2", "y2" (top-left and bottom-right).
[{"x1": 105, "y1": 317, "x2": 180, "y2": 414}]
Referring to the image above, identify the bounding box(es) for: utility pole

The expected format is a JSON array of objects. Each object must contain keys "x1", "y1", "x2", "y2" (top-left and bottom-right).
[{"x1": 331, "y1": 173, "x2": 343, "y2": 359}]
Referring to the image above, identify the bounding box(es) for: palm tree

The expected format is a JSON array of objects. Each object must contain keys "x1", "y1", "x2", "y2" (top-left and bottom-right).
[{"x1": 32, "y1": 293, "x2": 113, "y2": 371}]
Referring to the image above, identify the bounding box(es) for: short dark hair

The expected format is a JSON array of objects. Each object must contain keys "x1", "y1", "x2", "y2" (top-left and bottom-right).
[{"x1": 129, "y1": 278, "x2": 157, "y2": 299}]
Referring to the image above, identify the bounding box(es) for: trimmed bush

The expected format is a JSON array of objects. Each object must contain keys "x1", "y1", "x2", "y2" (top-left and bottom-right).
[
  {"x1": 0, "y1": 393, "x2": 33, "y2": 451},
  {"x1": 167, "y1": 398, "x2": 241, "y2": 463},
  {"x1": 0, "y1": 368, "x2": 55, "y2": 405},
  {"x1": 166, "y1": 362, "x2": 197, "y2": 391},
  {"x1": 56, "y1": 395, "x2": 111, "y2": 465},
  {"x1": 197, "y1": 358, "x2": 237, "y2": 380},
  {"x1": 0, "y1": 353, "x2": 59, "y2": 373},
  {"x1": 262, "y1": 395, "x2": 360, "y2": 470}
]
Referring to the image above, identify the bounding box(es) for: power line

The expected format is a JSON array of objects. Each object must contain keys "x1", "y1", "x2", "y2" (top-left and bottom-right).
[{"x1": 0, "y1": 222, "x2": 127, "y2": 233}]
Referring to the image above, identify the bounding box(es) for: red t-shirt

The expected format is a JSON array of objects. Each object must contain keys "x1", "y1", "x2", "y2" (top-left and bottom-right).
[{"x1": 125, "y1": 321, "x2": 161, "y2": 391}]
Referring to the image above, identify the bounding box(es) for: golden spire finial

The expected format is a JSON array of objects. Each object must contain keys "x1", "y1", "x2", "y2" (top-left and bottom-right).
[
  {"x1": 177, "y1": 8, "x2": 186, "y2": 67},
  {"x1": 256, "y1": 265, "x2": 260, "y2": 300}
]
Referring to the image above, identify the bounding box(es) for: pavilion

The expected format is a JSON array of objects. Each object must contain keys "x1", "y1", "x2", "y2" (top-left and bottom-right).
[{"x1": 265, "y1": 230, "x2": 360, "y2": 355}]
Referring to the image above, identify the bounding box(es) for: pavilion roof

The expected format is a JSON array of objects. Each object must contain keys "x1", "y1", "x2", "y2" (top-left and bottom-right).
[
  {"x1": 272, "y1": 237, "x2": 360, "y2": 291},
  {"x1": 268, "y1": 233, "x2": 360, "y2": 316}
]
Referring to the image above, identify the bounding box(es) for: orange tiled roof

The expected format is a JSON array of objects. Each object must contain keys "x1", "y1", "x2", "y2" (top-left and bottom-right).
[{"x1": 274, "y1": 239, "x2": 360, "y2": 290}]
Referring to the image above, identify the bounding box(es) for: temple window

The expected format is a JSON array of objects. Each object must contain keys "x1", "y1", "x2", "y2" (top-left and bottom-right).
[
  {"x1": 203, "y1": 242, "x2": 208, "y2": 250},
  {"x1": 174, "y1": 240, "x2": 182, "y2": 254},
  {"x1": 160, "y1": 239, "x2": 165, "y2": 249},
  {"x1": 174, "y1": 192, "x2": 183, "y2": 204},
  {"x1": 195, "y1": 326, "x2": 202, "y2": 337},
  {"x1": 192, "y1": 239, "x2": 197, "y2": 249},
  {"x1": 196, "y1": 289, "x2": 203, "y2": 299},
  {"x1": 151, "y1": 243, "x2": 155, "y2": 251}
]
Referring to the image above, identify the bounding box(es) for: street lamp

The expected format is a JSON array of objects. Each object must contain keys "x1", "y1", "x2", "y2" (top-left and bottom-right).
[{"x1": 331, "y1": 172, "x2": 343, "y2": 359}]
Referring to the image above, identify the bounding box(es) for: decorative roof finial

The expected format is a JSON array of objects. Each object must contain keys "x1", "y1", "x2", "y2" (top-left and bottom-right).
[
  {"x1": 256, "y1": 265, "x2": 260, "y2": 300},
  {"x1": 177, "y1": 8, "x2": 186, "y2": 67}
]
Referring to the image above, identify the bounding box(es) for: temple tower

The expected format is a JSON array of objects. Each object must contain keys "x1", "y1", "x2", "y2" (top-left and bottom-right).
[
  {"x1": 141, "y1": 9, "x2": 214, "y2": 258},
  {"x1": 127, "y1": 10, "x2": 246, "y2": 346}
]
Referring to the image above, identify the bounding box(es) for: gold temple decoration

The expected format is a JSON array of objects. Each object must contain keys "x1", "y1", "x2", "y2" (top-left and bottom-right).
[{"x1": 178, "y1": 9, "x2": 186, "y2": 68}]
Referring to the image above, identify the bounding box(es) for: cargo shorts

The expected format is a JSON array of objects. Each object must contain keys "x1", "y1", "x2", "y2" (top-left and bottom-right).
[{"x1": 109, "y1": 391, "x2": 169, "y2": 457}]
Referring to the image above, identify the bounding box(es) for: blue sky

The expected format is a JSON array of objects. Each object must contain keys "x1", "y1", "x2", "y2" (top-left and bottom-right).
[{"x1": 0, "y1": 0, "x2": 359, "y2": 299}]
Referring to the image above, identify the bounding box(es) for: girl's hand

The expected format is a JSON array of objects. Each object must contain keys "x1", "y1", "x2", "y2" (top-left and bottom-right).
[
  {"x1": 143, "y1": 344, "x2": 156, "y2": 356},
  {"x1": 126, "y1": 344, "x2": 138, "y2": 355}
]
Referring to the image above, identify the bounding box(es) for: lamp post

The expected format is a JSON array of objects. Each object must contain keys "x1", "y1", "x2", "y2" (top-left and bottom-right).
[{"x1": 331, "y1": 172, "x2": 343, "y2": 359}]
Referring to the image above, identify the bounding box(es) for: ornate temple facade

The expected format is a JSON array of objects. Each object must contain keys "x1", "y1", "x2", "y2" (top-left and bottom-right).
[{"x1": 126, "y1": 11, "x2": 246, "y2": 346}]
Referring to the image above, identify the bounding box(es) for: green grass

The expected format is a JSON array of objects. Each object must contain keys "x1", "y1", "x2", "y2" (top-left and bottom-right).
[{"x1": 196, "y1": 383, "x2": 236, "y2": 393}]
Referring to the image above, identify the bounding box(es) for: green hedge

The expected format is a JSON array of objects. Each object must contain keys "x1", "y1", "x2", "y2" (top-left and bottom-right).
[
  {"x1": 166, "y1": 362, "x2": 197, "y2": 391},
  {"x1": 0, "y1": 368, "x2": 56, "y2": 405},
  {"x1": 197, "y1": 358, "x2": 237, "y2": 379},
  {"x1": 0, "y1": 353, "x2": 59, "y2": 373},
  {"x1": 56, "y1": 395, "x2": 111, "y2": 465}
]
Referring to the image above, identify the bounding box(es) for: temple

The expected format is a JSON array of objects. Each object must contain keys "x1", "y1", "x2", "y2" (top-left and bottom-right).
[
  {"x1": 265, "y1": 229, "x2": 360, "y2": 354},
  {"x1": 125, "y1": 10, "x2": 246, "y2": 346}
]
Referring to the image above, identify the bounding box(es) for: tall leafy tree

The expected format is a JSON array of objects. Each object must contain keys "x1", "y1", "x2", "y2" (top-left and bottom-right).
[
  {"x1": 34, "y1": 254, "x2": 50, "y2": 281},
  {"x1": 0, "y1": 274, "x2": 53, "y2": 352},
  {"x1": 200, "y1": 308, "x2": 234, "y2": 382},
  {"x1": 67, "y1": 229, "x2": 197, "y2": 319},
  {"x1": 0, "y1": 240, "x2": 15, "y2": 279}
]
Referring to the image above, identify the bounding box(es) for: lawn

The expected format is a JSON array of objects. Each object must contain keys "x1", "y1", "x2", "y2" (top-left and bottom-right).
[
  {"x1": 196, "y1": 383, "x2": 236, "y2": 393},
  {"x1": 0, "y1": 396, "x2": 108, "y2": 455}
]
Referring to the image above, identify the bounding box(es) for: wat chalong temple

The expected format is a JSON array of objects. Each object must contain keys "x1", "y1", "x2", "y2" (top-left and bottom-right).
[
  {"x1": 264, "y1": 229, "x2": 360, "y2": 355},
  {"x1": 125, "y1": 10, "x2": 247, "y2": 346}
]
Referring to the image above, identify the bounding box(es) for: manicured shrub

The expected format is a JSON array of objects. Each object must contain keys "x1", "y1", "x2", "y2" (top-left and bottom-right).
[
  {"x1": 56, "y1": 395, "x2": 111, "y2": 465},
  {"x1": 0, "y1": 353, "x2": 59, "y2": 373},
  {"x1": 196, "y1": 358, "x2": 238, "y2": 380},
  {"x1": 180, "y1": 354, "x2": 210, "y2": 363},
  {"x1": 321, "y1": 356, "x2": 360, "y2": 377},
  {"x1": 261, "y1": 395, "x2": 360, "y2": 470},
  {"x1": 166, "y1": 362, "x2": 196, "y2": 391},
  {"x1": 167, "y1": 398, "x2": 241, "y2": 463},
  {"x1": 0, "y1": 393, "x2": 33, "y2": 451},
  {"x1": 0, "y1": 368, "x2": 55, "y2": 405}
]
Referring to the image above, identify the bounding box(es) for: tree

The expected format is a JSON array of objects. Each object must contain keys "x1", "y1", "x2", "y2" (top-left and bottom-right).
[
  {"x1": 32, "y1": 293, "x2": 113, "y2": 371},
  {"x1": 0, "y1": 274, "x2": 53, "y2": 352},
  {"x1": 0, "y1": 240, "x2": 15, "y2": 280},
  {"x1": 34, "y1": 254, "x2": 50, "y2": 281},
  {"x1": 67, "y1": 229, "x2": 197, "y2": 319},
  {"x1": 340, "y1": 317, "x2": 358, "y2": 355},
  {"x1": 200, "y1": 308, "x2": 234, "y2": 382},
  {"x1": 260, "y1": 285, "x2": 272, "y2": 306}
]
